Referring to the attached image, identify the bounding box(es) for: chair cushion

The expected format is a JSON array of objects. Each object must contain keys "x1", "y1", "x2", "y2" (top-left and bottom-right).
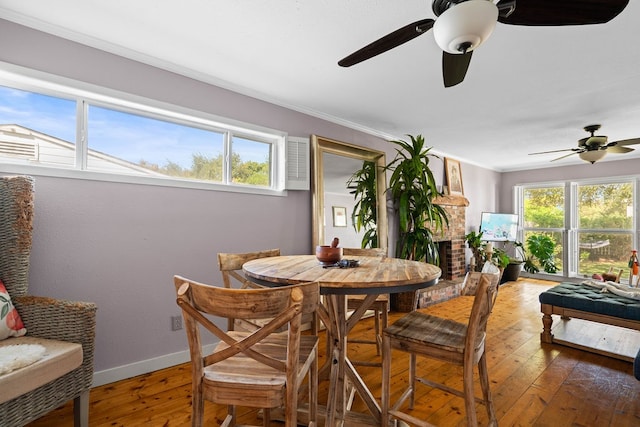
[
  {"x1": 0, "y1": 280, "x2": 26, "y2": 340},
  {"x1": 0, "y1": 336, "x2": 82, "y2": 403},
  {"x1": 0, "y1": 343, "x2": 45, "y2": 375}
]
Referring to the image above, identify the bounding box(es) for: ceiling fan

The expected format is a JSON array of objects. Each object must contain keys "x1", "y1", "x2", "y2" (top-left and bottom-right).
[
  {"x1": 338, "y1": 0, "x2": 629, "y2": 87},
  {"x1": 529, "y1": 124, "x2": 640, "y2": 164}
]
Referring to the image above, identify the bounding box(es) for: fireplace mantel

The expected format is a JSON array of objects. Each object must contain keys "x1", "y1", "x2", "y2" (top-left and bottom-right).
[{"x1": 434, "y1": 194, "x2": 469, "y2": 207}]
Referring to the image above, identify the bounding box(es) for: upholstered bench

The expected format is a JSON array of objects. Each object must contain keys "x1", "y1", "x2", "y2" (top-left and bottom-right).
[{"x1": 539, "y1": 282, "x2": 640, "y2": 362}]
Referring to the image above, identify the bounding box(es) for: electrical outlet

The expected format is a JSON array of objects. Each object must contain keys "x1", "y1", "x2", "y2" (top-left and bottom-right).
[{"x1": 171, "y1": 315, "x2": 183, "y2": 331}]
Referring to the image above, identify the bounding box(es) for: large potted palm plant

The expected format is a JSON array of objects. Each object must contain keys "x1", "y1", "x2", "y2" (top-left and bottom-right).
[{"x1": 385, "y1": 135, "x2": 449, "y2": 310}]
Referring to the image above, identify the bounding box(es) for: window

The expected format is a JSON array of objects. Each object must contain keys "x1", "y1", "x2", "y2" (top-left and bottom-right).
[
  {"x1": 518, "y1": 179, "x2": 637, "y2": 283},
  {"x1": 86, "y1": 104, "x2": 225, "y2": 180},
  {"x1": 0, "y1": 86, "x2": 76, "y2": 167},
  {"x1": 229, "y1": 136, "x2": 272, "y2": 187},
  {"x1": 576, "y1": 181, "x2": 634, "y2": 279},
  {"x1": 0, "y1": 68, "x2": 286, "y2": 194},
  {"x1": 522, "y1": 185, "x2": 564, "y2": 274}
]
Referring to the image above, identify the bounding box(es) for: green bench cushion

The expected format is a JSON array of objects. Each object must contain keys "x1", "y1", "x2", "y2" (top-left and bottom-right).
[{"x1": 539, "y1": 282, "x2": 640, "y2": 321}]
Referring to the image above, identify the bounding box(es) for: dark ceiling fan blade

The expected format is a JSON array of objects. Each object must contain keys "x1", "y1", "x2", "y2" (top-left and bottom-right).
[
  {"x1": 529, "y1": 148, "x2": 580, "y2": 155},
  {"x1": 606, "y1": 146, "x2": 634, "y2": 154},
  {"x1": 338, "y1": 19, "x2": 434, "y2": 67},
  {"x1": 498, "y1": 0, "x2": 629, "y2": 26},
  {"x1": 551, "y1": 151, "x2": 581, "y2": 162},
  {"x1": 608, "y1": 137, "x2": 640, "y2": 147},
  {"x1": 442, "y1": 51, "x2": 473, "y2": 87},
  {"x1": 496, "y1": 0, "x2": 517, "y2": 18}
]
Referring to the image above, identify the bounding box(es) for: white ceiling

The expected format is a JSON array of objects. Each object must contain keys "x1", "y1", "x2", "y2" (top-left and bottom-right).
[{"x1": 2, "y1": 0, "x2": 640, "y2": 172}]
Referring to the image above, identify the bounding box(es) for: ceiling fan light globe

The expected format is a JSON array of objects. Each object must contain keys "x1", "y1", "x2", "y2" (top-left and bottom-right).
[
  {"x1": 433, "y1": 0, "x2": 498, "y2": 54},
  {"x1": 579, "y1": 150, "x2": 607, "y2": 164}
]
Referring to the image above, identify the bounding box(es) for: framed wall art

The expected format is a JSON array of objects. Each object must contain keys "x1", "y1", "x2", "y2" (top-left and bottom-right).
[
  {"x1": 444, "y1": 158, "x2": 464, "y2": 195},
  {"x1": 332, "y1": 206, "x2": 347, "y2": 227}
]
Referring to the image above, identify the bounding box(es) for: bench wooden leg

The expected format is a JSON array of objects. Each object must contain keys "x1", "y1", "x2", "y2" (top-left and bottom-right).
[{"x1": 540, "y1": 304, "x2": 554, "y2": 343}]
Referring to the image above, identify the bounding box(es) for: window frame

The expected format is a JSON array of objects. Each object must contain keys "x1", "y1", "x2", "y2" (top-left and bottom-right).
[
  {"x1": 516, "y1": 176, "x2": 638, "y2": 281},
  {"x1": 0, "y1": 62, "x2": 288, "y2": 196},
  {"x1": 517, "y1": 182, "x2": 566, "y2": 276}
]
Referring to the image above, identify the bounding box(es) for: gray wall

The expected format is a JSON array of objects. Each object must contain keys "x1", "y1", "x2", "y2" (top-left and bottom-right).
[
  {"x1": 500, "y1": 157, "x2": 640, "y2": 213},
  {"x1": 0, "y1": 19, "x2": 501, "y2": 384}
]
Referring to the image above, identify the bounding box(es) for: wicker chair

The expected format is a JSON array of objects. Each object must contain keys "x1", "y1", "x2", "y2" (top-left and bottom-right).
[{"x1": 0, "y1": 175, "x2": 97, "y2": 426}]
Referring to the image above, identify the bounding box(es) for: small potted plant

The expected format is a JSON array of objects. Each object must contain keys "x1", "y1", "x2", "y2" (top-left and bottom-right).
[
  {"x1": 464, "y1": 230, "x2": 484, "y2": 271},
  {"x1": 501, "y1": 241, "x2": 525, "y2": 282},
  {"x1": 465, "y1": 231, "x2": 512, "y2": 272},
  {"x1": 501, "y1": 234, "x2": 558, "y2": 281}
]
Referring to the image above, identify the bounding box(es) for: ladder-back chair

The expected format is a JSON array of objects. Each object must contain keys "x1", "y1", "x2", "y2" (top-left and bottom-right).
[
  {"x1": 342, "y1": 247, "x2": 388, "y2": 365},
  {"x1": 217, "y1": 249, "x2": 280, "y2": 331},
  {"x1": 381, "y1": 271, "x2": 501, "y2": 427},
  {"x1": 175, "y1": 276, "x2": 319, "y2": 427}
]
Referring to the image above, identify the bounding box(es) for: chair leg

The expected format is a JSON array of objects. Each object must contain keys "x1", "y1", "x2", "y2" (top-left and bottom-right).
[
  {"x1": 478, "y1": 353, "x2": 497, "y2": 426},
  {"x1": 463, "y1": 358, "x2": 478, "y2": 427},
  {"x1": 264, "y1": 408, "x2": 271, "y2": 427},
  {"x1": 374, "y1": 307, "x2": 382, "y2": 355},
  {"x1": 191, "y1": 384, "x2": 205, "y2": 427},
  {"x1": 309, "y1": 353, "x2": 318, "y2": 427},
  {"x1": 409, "y1": 353, "x2": 416, "y2": 409},
  {"x1": 73, "y1": 390, "x2": 90, "y2": 427},
  {"x1": 376, "y1": 301, "x2": 389, "y2": 356},
  {"x1": 381, "y1": 334, "x2": 391, "y2": 425}
]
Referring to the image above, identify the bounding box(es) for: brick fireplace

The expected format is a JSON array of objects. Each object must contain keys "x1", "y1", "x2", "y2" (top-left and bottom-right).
[
  {"x1": 416, "y1": 194, "x2": 470, "y2": 308},
  {"x1": 432, "y1": 194, "x2": 469, "y2": 280}
]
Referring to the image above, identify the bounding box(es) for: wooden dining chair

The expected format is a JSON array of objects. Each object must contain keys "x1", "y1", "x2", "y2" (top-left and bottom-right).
[
  {"x1": 381, "y1": 271, "x2": 501, "y2": 427},
  {"x1": 175, "y1": 276, "x2": 319, "y2": 427},
  {"x1": 217, "y1": 248, "x2": 280, "y2": 331},
  {"x1": 342, "y1": 247, "x2": 388, "y2": 366}
]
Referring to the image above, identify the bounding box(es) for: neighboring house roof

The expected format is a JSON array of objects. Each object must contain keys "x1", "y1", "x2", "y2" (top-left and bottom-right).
[{"x1": 0, "y1": 124, "x2": 163, "y2": 176}]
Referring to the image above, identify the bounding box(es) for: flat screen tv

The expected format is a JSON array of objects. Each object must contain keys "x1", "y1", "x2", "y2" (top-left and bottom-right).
[{"x1": 480, "y1": 212, "x2": 519, "y2": 242}]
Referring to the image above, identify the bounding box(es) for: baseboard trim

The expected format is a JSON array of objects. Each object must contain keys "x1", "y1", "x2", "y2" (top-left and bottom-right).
[{"x1": 92, "y1": 344, "x2": 215, "y2": 387}]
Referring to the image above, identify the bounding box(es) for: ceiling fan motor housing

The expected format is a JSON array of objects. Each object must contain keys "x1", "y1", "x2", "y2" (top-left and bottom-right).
[{"x1": 433, "y1": 0, "x2": 498, "y2": 54}]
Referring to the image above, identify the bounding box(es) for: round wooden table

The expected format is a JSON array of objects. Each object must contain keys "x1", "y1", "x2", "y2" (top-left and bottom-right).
[{"x1": 243, "y1": 255, "x2": 441, "y2": 426}]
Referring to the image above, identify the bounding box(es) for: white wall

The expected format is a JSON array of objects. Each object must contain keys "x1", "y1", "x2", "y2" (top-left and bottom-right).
[{"x1": 0, "y1": 18, "x2": 502, "y2": 385}]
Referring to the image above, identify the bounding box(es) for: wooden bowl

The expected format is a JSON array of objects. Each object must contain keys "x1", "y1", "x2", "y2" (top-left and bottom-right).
[{"x1": 315, "y1": 246, "x2": 343, "y2": 265}]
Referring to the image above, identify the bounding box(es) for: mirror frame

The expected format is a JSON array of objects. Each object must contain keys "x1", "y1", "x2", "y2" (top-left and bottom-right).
[{"x1": 311, "y1": 135, "x2": 388, "y2": 251}]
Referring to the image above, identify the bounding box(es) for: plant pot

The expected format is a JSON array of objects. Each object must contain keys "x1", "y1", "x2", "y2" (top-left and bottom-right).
[
  {"x1": 502, "y1": 261, "x2": 523, "y2": 283},
  {"x1": 391, "y1": 291, "x2": 417, "y2": 312}
]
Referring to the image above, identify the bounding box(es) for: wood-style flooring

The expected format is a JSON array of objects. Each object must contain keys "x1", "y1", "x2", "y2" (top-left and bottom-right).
[{"x1": 28, "y1": 279, "x2": 640, "y2": 426}]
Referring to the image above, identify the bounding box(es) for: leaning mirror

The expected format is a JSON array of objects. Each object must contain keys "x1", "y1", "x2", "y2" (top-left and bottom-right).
[{"x1": 311, "y1": 135, "x2": 387, "y2": 251}]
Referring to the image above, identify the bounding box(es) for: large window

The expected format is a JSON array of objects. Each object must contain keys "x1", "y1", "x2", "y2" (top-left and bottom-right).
[
  {"x1": 522, "y1": 185, "x2": 564, "y2": 273},
  {"x1": 519, "y1": 179, "x2": 637, "y2": 283},
  {"x1": 576, "y1": 182, "x2": 634, "y2": 279},
  {"x1": 0, "y1": 69, "x2": 285, "y2": 193}
]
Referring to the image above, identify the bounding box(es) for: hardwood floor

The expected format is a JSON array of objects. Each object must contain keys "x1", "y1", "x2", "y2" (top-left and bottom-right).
[{"x1": 28, "y1": 279, "x2": 640, "y2": 426}]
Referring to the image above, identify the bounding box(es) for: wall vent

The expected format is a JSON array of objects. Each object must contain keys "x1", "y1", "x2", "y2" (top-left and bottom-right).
[{"x1": 0, "y1": 140, "x2": 38, "y2": 160}]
